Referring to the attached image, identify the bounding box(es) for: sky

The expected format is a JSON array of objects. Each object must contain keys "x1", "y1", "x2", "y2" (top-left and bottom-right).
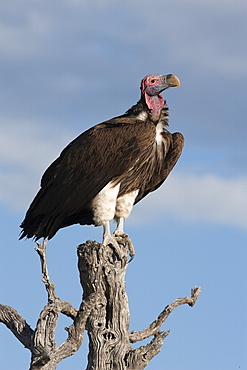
[{"x1": 0, "y1": 0, "x2": 246, "y2": 369}]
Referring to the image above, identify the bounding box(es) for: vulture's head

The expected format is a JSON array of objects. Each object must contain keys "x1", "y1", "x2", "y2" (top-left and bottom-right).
[
  {"x1": 141, "y1": 74, "x2": 180, "y2": 96},
  {"x1": 140, "y1": 74, "x2": 180, "y2": 120}
]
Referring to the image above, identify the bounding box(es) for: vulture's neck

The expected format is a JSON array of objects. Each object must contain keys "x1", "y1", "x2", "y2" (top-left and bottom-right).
[{"x1": 125, "y1": 94, "x2": 169, "y2": 126}]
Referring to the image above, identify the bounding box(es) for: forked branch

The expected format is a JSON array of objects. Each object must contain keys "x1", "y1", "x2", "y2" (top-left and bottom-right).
[
  {"x1": 78, "y1": 240, "x2": 201, "y2": 370},
  {"x1": 129, "y1": 286, "x2": 201, "y2": 343},
  {"x1": 1, "y1": 239, "x2": 97, "y2": 370},
  {"x1": 30, "y1": 239, "x2": 98, "y2": 370},
  {"x1": 1, "y1": 239, "x2": 201, "y2": 370}
]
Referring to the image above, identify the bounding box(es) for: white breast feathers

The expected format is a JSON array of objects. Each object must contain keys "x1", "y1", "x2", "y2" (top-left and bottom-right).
[{"x1": 91, "y1": 182, "x2": 139, "y2": 226}]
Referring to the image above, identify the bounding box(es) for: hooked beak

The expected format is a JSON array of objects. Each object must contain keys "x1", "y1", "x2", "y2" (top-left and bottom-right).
[
  {"x1": 145, "y1": 74, "x2": 180, "y2": 96},
  {"x1": 162, "y1": 74, "x2": 180, "y2": 88}
]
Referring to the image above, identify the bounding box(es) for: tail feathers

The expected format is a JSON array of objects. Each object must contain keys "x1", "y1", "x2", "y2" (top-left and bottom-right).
[
  {"x1": 19, "y1": 209, "x2": 94, "y2": 241},
  {"x1": 19, "y1": 214, "x2": 58, "y2": 241}
]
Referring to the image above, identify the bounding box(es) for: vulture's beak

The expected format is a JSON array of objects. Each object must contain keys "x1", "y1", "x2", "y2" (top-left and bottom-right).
[
  {"x1": 144, "y1": 74, "x2": 180, "y2": 96},
  {"x1": 163, "y1": 74, "x2": 180, "y2": 88},
  {"x1": 145, "y1": 74, "x2": 180, "y2": 96}
]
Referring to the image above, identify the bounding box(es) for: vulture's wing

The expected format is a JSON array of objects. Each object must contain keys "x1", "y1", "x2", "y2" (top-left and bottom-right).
[
  {"x1": 27, "y1": 117, "x2": 156, "y2": 218},
  {"x1": 135, "y1": 131, "x2": 184, "y2": 204}
]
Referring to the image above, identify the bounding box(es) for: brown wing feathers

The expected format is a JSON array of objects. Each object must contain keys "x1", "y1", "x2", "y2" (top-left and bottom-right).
[
  {"x1": 134, "y1": 131, "x2": 184, "y2": 204},
  {"x1": 20, "y1": 74, "x2": 183, "y2": 241},
  {"x1": 20, "y1": 117, "x2": 157, "y2": 240}
]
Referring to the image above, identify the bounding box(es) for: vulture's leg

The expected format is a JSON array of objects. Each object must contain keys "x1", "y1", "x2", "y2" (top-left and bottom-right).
[
  {"x1": 103, "y1": 220, "x2": 111, "y2": 240},
  {"x1": 114, "y1": 217, "x2": 127, "y2": 237},
  {"x1": 114, "y1": 217, "x2": 135, "y2": 261},
  {"x1": 102, "y1": 222, "x2": 124, "y2": 259}
]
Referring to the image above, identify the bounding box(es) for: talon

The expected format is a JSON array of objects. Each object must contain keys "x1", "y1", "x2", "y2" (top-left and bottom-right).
[
  {"x1": 103, "y1": 234, "x2": 125, "y2": 259},
  {"x1": 126, "y1": 236, "x2": 135, "y2": 262},
  {"x1": 114, "y1": 230, "x2": 128, "y2": 238},
  {"x1": 113, "y1": 233, "x2": 135, "y2": 262}
]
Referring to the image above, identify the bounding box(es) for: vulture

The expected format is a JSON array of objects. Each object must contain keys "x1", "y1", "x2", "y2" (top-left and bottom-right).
[{"x1": 20, "y1": 74, "x2": 184, "y2": 254}]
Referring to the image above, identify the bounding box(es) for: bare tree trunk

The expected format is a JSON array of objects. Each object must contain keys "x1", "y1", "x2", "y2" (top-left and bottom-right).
[
  {"x1": 78, "y1": 241, "x2": 132, "y2": 370},
  {"x1": 78, "y1": 240, "x2": 201, "y2": 370},
  {"x1": 0, "y1": 238, "x2": 201, "y2": 369}
]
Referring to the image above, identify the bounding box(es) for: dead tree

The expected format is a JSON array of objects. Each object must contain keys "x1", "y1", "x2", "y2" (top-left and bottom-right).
[{"x1": 0, "y1": 238, "x2": 201, "y2": 369}]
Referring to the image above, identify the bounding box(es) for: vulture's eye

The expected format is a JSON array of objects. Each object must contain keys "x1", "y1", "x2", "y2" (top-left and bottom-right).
[{"x1": 150, "y1": 79, "x2": 156, "y2": 84}]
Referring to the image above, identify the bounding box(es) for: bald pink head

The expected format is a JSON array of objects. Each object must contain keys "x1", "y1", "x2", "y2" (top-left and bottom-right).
[{"x1": 140, "y1": 74, "x2": 180, "y2": 121}]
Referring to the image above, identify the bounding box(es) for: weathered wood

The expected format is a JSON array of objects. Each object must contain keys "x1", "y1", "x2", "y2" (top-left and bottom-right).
[
  {"x1": 29, "y1": 240, "x2": 98, "y2": 370},
  {"x1": 0, "y1": 238, "x2": 201, "y2": 369},
  {"x1": 78, "y1": 240, "x2": 201, "y2": 369},
  {"x1": 129, "y1": 286, "x2": 201, "y2": 343},
  {"x1": 0, "y1": 304, "x2": 34, "y2": 350},
  {"x1": 78, "y1": 240, "x2": 132, "y2": 370}
]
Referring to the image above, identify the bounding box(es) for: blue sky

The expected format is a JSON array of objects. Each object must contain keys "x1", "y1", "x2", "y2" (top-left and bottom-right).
[{"x1": 0, "y1": 1, "x2": 246, "y2": 369}]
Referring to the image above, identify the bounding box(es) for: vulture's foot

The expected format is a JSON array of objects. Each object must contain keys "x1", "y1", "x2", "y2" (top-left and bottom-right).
[
  {"x1": 103, "y1": 234, "x2": 125, "y2": 260},
  {"x1": 113, "y1": 232, "x2": 135, "y2": 262}
]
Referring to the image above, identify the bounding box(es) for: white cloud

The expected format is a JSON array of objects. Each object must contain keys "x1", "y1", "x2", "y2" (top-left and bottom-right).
[
  {"x1": 0, "y1": 119, "x2": 70, "y2": 170},
  {"x1": 0, "y1": 118, "x2": 72, "y2": 210},
  {"x1": 133, "y1": 173, "x2": 247, "y2": 231},
  {"x1": 1, "y1": 118, "x2": 247, "y2": 231},
  {"x1": 0, "y1": 0, "x2": 246, "y2": 231},
  {"x1": 0, "y1": 0, "x2": 246, "y2": 78},
  {"x1": 134, "y1": 0, "x2": 247, "y2": 77}
]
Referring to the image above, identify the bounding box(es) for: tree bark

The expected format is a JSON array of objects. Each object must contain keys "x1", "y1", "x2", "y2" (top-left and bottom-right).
[
  {"x1": 78, "y1": 240, "x2": 201, "y2": 369},
  {"x1": 78, "y1": 240, "x2": 132, "y2": 370},
  {"x1": 0, "y1": 238, "x2": 201, "y2": 369}
]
